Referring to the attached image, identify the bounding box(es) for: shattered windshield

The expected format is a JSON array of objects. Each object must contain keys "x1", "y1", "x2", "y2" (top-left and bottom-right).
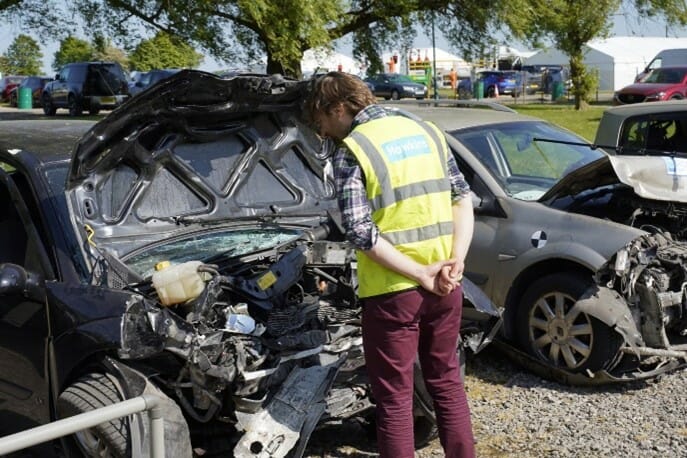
[
  {"x1": 450, "y1": 121, "x2": 604, "y2": 201},
  {"x1": 125, "y1": 227, "x2": 302, "y2": 277}
]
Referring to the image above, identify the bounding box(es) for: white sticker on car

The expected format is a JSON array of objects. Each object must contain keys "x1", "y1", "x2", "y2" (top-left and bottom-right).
[
  {"x1": 531, "y1": 230, "x2": 547, "y2": 248},
  {"x1": 664, "y1": 157, "x2": 687, "y2": 176}
]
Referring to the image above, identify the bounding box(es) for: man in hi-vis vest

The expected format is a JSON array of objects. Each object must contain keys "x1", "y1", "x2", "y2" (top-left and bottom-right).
[{"x1": 307, "y1": 72, "x2": 475, "y2": 458}]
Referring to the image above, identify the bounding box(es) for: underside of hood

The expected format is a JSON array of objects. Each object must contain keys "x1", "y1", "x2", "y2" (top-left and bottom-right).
[
  {"x1": 541, "y1": 155, "x2": 687, "y2": 204},
  {"x1": 65, "y1": 70, "x2": 335, "y2": 259}
]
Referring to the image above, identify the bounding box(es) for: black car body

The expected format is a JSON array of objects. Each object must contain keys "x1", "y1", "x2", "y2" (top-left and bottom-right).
[
  {"x1": 0, "y1": 71, "x2": 499, "y2": 457},
  {"x1": 364, "y1": 73, "x2": 428, "y2": 100},
  {"x1": 8, "y1": 75, "x2": 52, "y2": 107},
  {"x1": 42, "y1": 62, "x2": 130, "y2": 116}
]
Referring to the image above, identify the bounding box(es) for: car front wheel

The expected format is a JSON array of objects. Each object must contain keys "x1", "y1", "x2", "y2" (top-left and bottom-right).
[
  {"x1": 57, "y1": 373, "x2": 132, "y2": 458},
  {"x1": 515, "y1": 273, "x2": 622, "y2": 373},
  {"x1": 391, "y1": 89, "x2": 400, "y2": 100}
]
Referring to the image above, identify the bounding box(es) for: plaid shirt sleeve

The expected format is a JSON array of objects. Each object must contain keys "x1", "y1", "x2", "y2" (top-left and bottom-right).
[
  {"x1": 333, "y1": 145, "x2": 379, "y2": 251},
  {"x1": 448, "y1": 152, "x2": 471, "y2": 202}
]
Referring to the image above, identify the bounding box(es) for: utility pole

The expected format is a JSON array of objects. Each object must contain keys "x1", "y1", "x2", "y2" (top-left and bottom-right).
[{"x1": 432, "y1": 11, "x2": 438, "y2": 99}]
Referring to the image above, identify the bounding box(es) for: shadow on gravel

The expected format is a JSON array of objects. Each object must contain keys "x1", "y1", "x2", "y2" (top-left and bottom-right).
[
  {"x1": 304, "y1": 418, "x2": 379, "y2": 457},
  {"x1": 466, "y1": 344, "x2": 656, "y2": 395}
]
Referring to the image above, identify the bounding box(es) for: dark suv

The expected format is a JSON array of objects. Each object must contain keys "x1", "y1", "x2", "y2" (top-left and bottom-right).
[{"x1": 42, "y1": 62, "x2": 130, "y2": 116}]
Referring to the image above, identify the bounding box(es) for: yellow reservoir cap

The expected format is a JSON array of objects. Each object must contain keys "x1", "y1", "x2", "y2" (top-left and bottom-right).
[{"x1": 155, "y1": 261, "x2": 171, "y2": 271}]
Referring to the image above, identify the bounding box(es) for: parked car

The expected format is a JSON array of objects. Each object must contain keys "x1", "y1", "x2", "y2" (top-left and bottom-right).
[
  {"x1": 7, "y1": 75, "x2": 52, "y2": 107},
  {"x1": 364, "y1": 73, "x2": 427, "y2": 100},
  {"x1": 0, "y1": 71, "x2": 499, "y2": 457},
  {"x1": 477, "y1": 70, "x2": 519, "y2": 98},
  {"x1": 0, "y1": 75, "x2": 25, "y2": 102},
  {"x1": 594, "y1": 100, "x2": 687, "y2": 155},
  {"x1": 613, "y1": 66, "x2": 687, "y2": 105},
  {"x1": 386, "y1": 99, "x2": 687, "y2": 384},
  {"x1": 128, "y1": 68, "x2": 181, "y2": 96},
  {"x1": 41, "y1": 61, "x2": 130, "y2": 116}
]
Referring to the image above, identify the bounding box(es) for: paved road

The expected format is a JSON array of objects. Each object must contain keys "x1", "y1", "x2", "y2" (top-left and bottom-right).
[{"x1": 0, "y1": 105, "x2": 110, "y2": 121}]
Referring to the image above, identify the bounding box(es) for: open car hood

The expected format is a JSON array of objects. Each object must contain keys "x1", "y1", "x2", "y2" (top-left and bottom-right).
[
  {"x1": 65, "y1": 70, "x2": 335, "y2": 259},
  {"x1": 540, "y1": 154, "x2": 687, "y2": 204}
]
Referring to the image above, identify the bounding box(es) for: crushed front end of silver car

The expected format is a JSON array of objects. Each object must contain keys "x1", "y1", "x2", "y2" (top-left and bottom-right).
[{"x1": 579, "y1": 232, "x2": 687, "y2": 379}]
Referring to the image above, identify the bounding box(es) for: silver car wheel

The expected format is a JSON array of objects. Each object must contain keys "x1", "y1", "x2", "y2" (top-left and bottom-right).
[
  {"x1": 75, "y1": 428, "x2": 112, "y2": 457},
  {"x1": 528, "y1": 291, "x2": 593, "y2": 369}
]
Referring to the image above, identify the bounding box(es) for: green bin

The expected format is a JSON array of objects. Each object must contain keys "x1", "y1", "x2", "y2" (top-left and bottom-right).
[
  {"x1": 473, "y1": 81, "x2": 484, "y2": 100},
  {"x1": 18, "y1": 87, "x2": 33, "y2": 109},
  {"x1": 551, "y1": 81, "x2": 564, "y2": 101}
]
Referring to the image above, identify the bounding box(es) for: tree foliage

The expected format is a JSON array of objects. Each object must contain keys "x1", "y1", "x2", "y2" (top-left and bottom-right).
[
  {"x1": 92, "y1": 34, "x2": 129, "y2": 69},
  {"x1": 0, "y1": 0, "x2": 505, "y2": 78},
  {"x1": 128, "y1": 32, "x2": 203, "y2": 71},
  {"x1": 53, "y1": 36, "x2": 94, "y2": 71},
  {"x1": 1, "y1": 34, "x2": 42, "y2": 75}
]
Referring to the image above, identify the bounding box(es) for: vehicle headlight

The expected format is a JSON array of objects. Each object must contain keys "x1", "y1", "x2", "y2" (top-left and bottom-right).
[
  {"x1": 645, "y1": 92, "x2": 666, "y2": 100},
  {"x1": 402, "y1": 85, "x2": 415, "y2": 91}
]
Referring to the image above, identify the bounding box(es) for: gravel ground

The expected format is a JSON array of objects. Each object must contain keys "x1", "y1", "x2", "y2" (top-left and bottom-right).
[{"x1": 304, "y1": 347, "x2": 687, "y2": 457}]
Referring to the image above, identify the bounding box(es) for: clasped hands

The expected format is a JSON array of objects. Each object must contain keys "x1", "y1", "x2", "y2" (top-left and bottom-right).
[{"x1": 418, "y1": 259, "x2": 464, "y2": 296}]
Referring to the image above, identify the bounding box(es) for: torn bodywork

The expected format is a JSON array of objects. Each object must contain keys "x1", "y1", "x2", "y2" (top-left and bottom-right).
[
  {"x1": 118, "y1": 230, "x2": 500, "y2": 456},
  {"x1": 575, "y1": 232, "x2": 687, "y2": 381}
]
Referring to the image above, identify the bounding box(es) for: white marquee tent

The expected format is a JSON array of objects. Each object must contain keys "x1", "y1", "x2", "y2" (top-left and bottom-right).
[
  {"x1": 301, "y1": 48, "x2": 366, "y2": 77},
  {"x1": 525, "y1": 36, "x2": 687, "y2": 91}
]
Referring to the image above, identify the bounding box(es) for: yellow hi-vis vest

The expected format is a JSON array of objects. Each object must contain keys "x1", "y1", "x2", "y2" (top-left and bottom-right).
[{"x1": 343, "y1": 115, "x2": 454, "y2": 298}]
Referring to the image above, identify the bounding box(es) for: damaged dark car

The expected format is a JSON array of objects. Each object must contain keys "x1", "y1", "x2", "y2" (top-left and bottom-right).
[{"x1": 0, "y1": 71, "x2": 500, "y2": 457}]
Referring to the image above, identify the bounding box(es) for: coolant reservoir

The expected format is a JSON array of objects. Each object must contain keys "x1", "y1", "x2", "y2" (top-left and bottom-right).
[{"x1": 152, "y1": 260, "x2": 206, "y2": 306}]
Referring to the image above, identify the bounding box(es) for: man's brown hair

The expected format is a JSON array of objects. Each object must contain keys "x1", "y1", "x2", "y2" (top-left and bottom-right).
[{"x1": 306, "y1": 72, "x2": 377, "y2": 121}]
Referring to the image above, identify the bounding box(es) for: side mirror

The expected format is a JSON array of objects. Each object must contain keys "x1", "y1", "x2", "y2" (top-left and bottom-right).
[
  {"x1": 0, "y1": 263, "x2": 46, "y2": 303},
  {"x1": 55, "y1": 73, "x2": 60, "y2": 81}
]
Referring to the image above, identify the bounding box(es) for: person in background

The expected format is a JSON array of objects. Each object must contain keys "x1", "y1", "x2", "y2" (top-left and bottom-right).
[
  {"x1": 450, "y1": 67, "x2": 458, "y2": 91},
  {"x1": 306, "y1": 72, "x2": 475, "y2": 458}
]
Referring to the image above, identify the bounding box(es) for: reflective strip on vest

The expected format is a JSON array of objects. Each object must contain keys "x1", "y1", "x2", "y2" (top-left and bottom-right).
[{"x1": 343, "y1": 115, "x2": 454, "y2": 298}]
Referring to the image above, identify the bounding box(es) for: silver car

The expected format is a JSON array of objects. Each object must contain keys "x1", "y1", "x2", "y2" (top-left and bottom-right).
[{"x1": 390, "y1": 101, "x2": 687, "y2": 384}]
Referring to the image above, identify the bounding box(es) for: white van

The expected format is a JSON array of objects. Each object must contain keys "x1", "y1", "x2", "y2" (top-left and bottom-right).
[{"x1": 636, "y1": 48, "x2": 687, "y2": 81}]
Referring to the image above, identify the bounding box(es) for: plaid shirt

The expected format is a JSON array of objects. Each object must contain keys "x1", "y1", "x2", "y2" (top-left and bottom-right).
[{"x1": 333, "y1": 105, "x2": 471, "y2": 250}]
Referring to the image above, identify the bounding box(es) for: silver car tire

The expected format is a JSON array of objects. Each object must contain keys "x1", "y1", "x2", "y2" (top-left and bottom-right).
[{"x1": 515, "y1": 273, "x2": 622, "y2": 373}]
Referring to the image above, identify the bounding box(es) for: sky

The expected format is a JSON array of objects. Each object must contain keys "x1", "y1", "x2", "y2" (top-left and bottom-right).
[{"x1": 2, "y1": 6, "x2": 687, "y2": 75}]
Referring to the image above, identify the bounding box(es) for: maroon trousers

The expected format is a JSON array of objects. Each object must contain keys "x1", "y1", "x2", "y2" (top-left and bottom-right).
[{"x1": 362, "y1": 287, "x2": 475, "y2": 458}]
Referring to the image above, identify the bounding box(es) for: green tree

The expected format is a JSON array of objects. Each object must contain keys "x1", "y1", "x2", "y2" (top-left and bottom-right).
[
  {"x1": 92, "y1": 34, "x2": 129, "y2": 69},
  {"x1": 53, "y1": 36, "x2": 94, "y2": 71},
  {"x1": 2, "y1": 34, "x2": 42, "y2": 75},
  {"x1": 128, "y1": 32, "x2": 203, "y2": 71},
  {"x1": 0, "y1": 0, "x2": 505, "y2": 78}
]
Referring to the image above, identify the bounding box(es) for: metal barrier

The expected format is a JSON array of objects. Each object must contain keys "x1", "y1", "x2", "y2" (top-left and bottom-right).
[{"x1": 0, "y1": 394, "x2": 165, "y2": 457}]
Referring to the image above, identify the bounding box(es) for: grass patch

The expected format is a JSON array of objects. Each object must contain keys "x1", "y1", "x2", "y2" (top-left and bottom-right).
[{"x1": 511, "y1": 104, "x2": 607, "y2": 141}]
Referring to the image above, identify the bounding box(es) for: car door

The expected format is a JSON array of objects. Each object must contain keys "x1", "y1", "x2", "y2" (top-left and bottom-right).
[
  {"x1": 52, "y1": 66, "x2": 71, "y2": 105},
  {"x1": 374, "y1": 75, "x2": 391, "y2": 98},
  {"x1": 0, "y1": 167, "x2": 54, "y2": 447}
]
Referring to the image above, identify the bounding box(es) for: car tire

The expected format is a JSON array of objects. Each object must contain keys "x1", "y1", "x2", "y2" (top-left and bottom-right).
[
  {"x1": 89, "y1": 106, "x2": 101, "y2": 115},
  {"x1": 486, "y1": 86, "x2": 496, "y2": 98},
  {"x1": 391, "y1": 89, "x2": 400, "y2": 100},
  {"x1": 9, "y1": 92, "x2": 17, "y2": 107},
  {"x1": 515, "y1": 272, "x2": 623, "y2": 373},
  {"x1": 42, "y1": 94, "x2": 57, "y2": 116},
  {"x1": 57, "y1": 373, "x2": 131, "y2": 458},
  {"x1": 68, "y1": 94, "x2": 83, "y2": 117}
]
